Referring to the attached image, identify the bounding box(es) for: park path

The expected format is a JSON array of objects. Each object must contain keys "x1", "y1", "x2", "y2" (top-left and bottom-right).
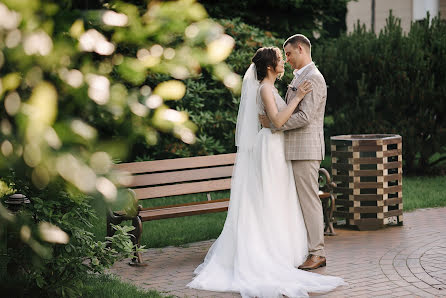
[{"x1": 110, "y1": 207, "x2": 446, "y2": 297}]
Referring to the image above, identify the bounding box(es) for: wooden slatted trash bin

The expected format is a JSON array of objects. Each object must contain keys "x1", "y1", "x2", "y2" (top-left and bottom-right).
[{"x1": 331, "y1": 134, "x2": 403, "y2": 230}]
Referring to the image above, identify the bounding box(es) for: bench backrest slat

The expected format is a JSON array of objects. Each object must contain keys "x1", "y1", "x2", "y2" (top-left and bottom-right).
[
  {"x1": 134, "y1": 178, "x2": 232, "y2": 200},
  {"x1": 129, "y1": 166, "x2": 233, "y2": 187},
  {"x1": 115, "y1": 153, "x2": 236, "y2": 200},
  {"x1": 116, "y1": 153, "x2": 236, "y2": 174}
]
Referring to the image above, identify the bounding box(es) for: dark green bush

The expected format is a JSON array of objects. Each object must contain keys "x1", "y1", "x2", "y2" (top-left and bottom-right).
[
  {"x1": 1, "y1": 177, "x2": 138, "y2": 297},
  {"x1": 199, "y1": 0, "x2": 349, "y2": 39},
  {"x1": 314, "y1": 14, "x2": 446, "y2": 174},
  {"x1": 137, "y1": 18, "x2": 295, "y2": 160},
  {"x1": 0, "y1": 0, "x2": 238, "y2": 295}
]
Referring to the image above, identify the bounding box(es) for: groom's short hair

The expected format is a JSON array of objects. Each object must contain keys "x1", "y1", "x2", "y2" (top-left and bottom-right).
[{"x1": 283, "y1": 34, "x2": 311, "y2": 50}]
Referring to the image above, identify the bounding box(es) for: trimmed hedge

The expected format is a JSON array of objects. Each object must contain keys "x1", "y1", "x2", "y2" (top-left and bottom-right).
[{"x1": 314, "y1": 14, "x2": 446, "y2": 174}]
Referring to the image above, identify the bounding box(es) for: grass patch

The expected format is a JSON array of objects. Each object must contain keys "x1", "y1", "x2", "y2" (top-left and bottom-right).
[
  {"x1": 92, "y1": 175, "x2": 445, "y2": 249},
  {"x1": 402, "y1": 176, "x2": 446, "y2": 211},
  {"x1": 90, "y1": 191, "x2": 230, "y2": 248},
  {"x1": 137, "y1": 191, "x2": 229, "y2": 247},
  {"x1": 134, "y1": 212, "x2": 227, "y2": 248},
  {"x1": 80, "y1": 274, "x2": 165, "y2": 298}
]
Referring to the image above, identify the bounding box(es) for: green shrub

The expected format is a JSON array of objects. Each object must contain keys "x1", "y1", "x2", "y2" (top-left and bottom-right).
[
  {"x1": 199, "y1": 0, "x2": 349, "y2": 40},
  {"x1": 314, "y1": 13, "x2": 446, "y2": 174},
  {"x1": 137, "y1": 18, "x2": 295, "y2": 160},
  {"x1": 1, "y1": 178, "x2": 139, "y2": 297},
  {"x1": 0, "y1": 0, "x2": 238, "y2": 295},
  {"x1": 140, "y1": 15, "x2": 446, "y2": 175}
]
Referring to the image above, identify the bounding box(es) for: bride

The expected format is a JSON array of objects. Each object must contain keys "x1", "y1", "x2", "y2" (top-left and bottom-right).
[{"x1": 187, "y1": 47, "x2": 346, "y2": 297}]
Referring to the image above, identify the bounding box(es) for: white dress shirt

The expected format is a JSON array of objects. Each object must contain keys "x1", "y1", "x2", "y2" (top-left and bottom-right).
[{"x1": 293, "y1": 62, "x2": 314, "y2": 78}]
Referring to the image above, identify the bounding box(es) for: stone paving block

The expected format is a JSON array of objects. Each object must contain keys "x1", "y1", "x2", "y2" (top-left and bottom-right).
[
  {"x1": 403, "y1": 275, "x2": 421, "y2": 283},
  {"x1": 414, "y1": 272, "x2": 435, "y2": 281},
  {"x1": 391, "y1": 280, "x2": 410, "y2": 287},
  {"x1": 390, "y1": 290, "x2": 412, "y2": 297},
  {"x1": 380, "y1": 259, "x2": 394, "y2": 265},
  {"x1": 410, "y1": 266, "x2": 427, "y2": 274},
  {"x1": 369, "y1": 289, "x2": 394, "y2": 296},
  {"x1": 411, "y1": 281, "x2": 431, "y2": 289},
  {"x1": 406, "y1": 258, "x2": 421, "y2": 266},
  {"x1": 386, "y1": 274, "x2": 404, "y2": 281},
  {"x1": 423, "y1": 287, "x2": 444, "y2": 296}
]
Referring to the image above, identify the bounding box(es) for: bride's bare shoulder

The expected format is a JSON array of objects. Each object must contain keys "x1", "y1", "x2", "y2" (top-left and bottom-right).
[{"x1": 259, "y1": 83, "x2": 274, "y2": 96}]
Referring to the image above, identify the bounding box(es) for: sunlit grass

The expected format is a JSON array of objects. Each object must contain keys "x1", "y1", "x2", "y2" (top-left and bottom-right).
[
  {"x1": 80, "y1": 274, "x2": 166, "y2": 298},
  {"x1": 402, "y1": 176, "x2": 445, "y2": 211}
]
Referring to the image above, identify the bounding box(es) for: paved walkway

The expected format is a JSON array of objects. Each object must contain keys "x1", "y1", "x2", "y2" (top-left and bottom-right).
[{"x1": 110, "y1": 208, "x2": 446, "y2": 297}]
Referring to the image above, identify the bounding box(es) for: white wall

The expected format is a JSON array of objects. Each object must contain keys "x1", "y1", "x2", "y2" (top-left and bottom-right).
[
  {"x1": 346, "y1": 0, "x2": 445, "y2": 34},
  {"x1": 346, "y1": 0, "x2": 413, "y2": 33},
  {"x1": 413, "y1": 0, "x2": 439, "y2": 20}
]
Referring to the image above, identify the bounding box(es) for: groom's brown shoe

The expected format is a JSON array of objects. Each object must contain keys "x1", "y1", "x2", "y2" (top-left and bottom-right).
[{"x1": 298, "y1": 255, "x2": 326, "y2": 270}]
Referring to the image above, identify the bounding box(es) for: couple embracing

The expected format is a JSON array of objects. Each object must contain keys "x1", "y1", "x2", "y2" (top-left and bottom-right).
[{"x1": 188, "y1": 34, "x2": 346, "y2": 297}]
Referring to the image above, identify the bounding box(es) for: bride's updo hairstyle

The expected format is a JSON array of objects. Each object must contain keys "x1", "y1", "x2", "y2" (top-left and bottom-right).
[{"x1": 251, "y1": 47, "x2": 281, "y2": 81}]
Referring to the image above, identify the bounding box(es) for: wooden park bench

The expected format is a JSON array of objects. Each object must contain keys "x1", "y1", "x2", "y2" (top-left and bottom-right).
[{"x1": 107, "y1": 153, "x2": 336, "y2": 266}]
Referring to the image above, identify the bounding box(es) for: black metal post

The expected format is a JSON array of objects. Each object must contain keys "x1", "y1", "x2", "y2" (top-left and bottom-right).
[
  {"x1": 3, "y1": 194, "x2": 30, "y2": 275},
  {"x1": 371, "y1": 0, "x2": 376, "y2": 33}
]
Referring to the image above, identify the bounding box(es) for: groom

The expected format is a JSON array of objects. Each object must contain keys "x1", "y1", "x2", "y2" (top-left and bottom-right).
[{"x1": 260, "y1": 34, "x2": 327, "y2": 270}]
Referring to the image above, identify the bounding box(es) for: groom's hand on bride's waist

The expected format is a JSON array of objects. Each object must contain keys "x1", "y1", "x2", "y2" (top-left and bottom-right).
[{"x1": 259, "y1": 115, "x2": 271, "y2": 128}]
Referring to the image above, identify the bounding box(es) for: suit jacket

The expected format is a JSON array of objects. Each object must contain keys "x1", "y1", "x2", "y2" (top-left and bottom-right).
[{"x1": 277, "y1": 62, "x2": 327, "y2": 161}]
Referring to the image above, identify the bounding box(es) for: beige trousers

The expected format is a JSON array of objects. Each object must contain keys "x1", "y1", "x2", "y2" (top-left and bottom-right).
[{"x1": 291, "y1": 160, "x2": 325, "y2": 257}]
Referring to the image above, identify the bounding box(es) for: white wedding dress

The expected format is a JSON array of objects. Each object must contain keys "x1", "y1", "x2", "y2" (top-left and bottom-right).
[{"x1": 187, "y1": 65, "x2": 346, "y2": 298}]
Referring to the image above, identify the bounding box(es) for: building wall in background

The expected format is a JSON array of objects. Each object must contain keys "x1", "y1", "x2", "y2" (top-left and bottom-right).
[{"x1": 346, "y1": 0, "x2": 446, "y2": 34}]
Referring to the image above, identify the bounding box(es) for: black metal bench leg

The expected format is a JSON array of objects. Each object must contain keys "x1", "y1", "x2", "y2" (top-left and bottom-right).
[
  {"x1": 322, "y1": 199, "x2": 331, "y2": 236},
  {"x1": 106, "y1": 214, "x2": 116, "y2": 238},
  {"x1": 129, "y1": 216, "x2": 147, "y2": 266},
  {"x1": 326, "y1": 194, "x2": 336, "y2": 236},
  {"x1": 322, "y1": 196, "x2": 336, "y2": 236},
  {"x1": 106, "y1": 209, "x2": 125, "y2": 248}
]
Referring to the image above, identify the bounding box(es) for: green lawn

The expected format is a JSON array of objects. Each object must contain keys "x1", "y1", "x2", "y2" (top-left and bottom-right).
[
  {"x1": 80, "y1": 274, "x2": 166, "y2": 298},
  {"x1": 93, "y1": 175, "x2": 445, "y2": 250},
  {"x1": 93, "y1": 191, "x2": 230, "y2": 248},
  {"x1": 402, "y1": 176, "x2": 445, "y2": 211}
]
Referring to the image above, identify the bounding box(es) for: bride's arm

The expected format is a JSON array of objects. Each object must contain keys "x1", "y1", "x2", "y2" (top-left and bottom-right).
[{"x1": 260, "y1": 82, "x2": 311, "y2": 128}]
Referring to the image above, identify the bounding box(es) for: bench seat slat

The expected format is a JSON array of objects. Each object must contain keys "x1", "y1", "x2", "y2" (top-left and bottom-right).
[
  {"x1": 134, "y1": 178, "x2": 232, "y2": 200},
  {"x1": 115, "y1": 153, "x2": 236, "y2": 174},
  {"x1": 318, "y1": 191, "x2": 331, "y2": 199},
  {"x1": 141, "y1": 198, "x2": 229, "y2": 211},
  {"x1": 140, "y1": 199, "x2": 229, "y2": 221},
  {"x1": 129, "y1": 166, "x2": 233, "y2": 187}
]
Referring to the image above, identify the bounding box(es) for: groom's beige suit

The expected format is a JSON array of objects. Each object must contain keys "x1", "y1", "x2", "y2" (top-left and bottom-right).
[{"x1": 277, "y1": 61, "x2": 327, "y2": 257}]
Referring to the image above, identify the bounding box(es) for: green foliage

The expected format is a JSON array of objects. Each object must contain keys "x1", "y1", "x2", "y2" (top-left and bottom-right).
[
  {"x1": 143, "y1": 14, "x2": 446, "y2": 175},
  {"x1": 314, "y1": 13, "x2": 446, "y2": 174},
  {"x1": 1, "y1": 178, "x2": 140, "y2": 296},
  {"x1": 0, "y1": 0, "x2": 238, "y2": 295},
  {"x1": 0, "y1": 0, "x2": 238, "y2": 192},
  {"x1": 199, "y1": 0, "x2": 350, "y2": 40},
  {"x1": 138, "y1": 18, "x2": 295, "y2": 159}
]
